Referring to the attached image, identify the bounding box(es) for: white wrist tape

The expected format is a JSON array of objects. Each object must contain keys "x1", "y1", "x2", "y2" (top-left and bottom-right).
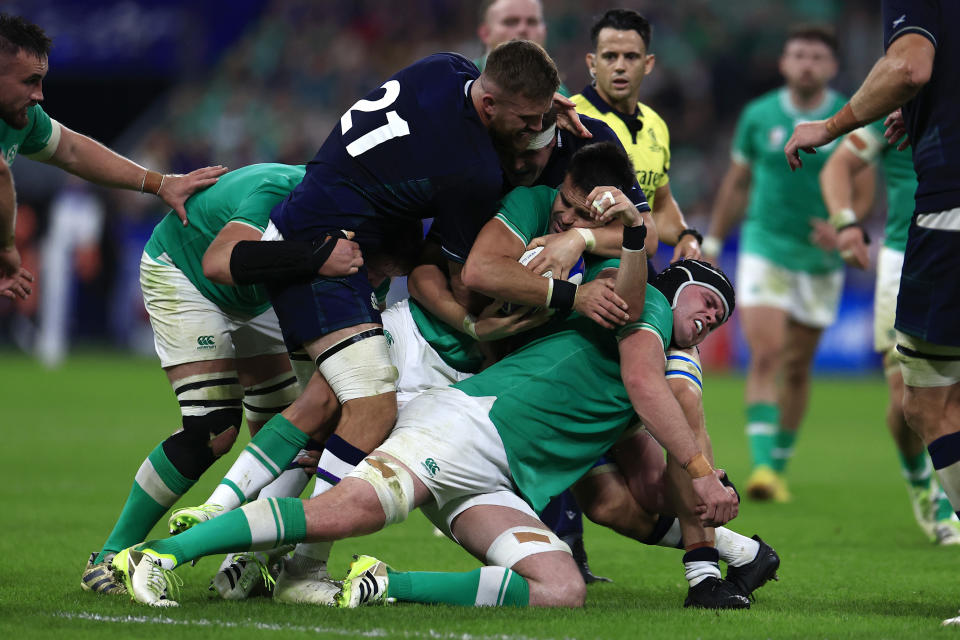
[
  {"x1": 462, "y1": 314, "x2": 479, "y2": 340},
  {"x1": 701, "y1": 235, "x2": 722, "y2": 257},
  {"x1": 829, "y1": 207, "x2": 857, "y2": 230},
  {"x1": 574, "y1": 227, "x2": 596, "y2": 251},
  {"x1": 592, "y1": 190, "x2": 616, "y2": 215}
]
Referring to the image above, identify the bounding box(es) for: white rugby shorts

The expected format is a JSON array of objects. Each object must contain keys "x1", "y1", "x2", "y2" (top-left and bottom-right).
[
  {"x1": 895, "y1": 331, "x2": 960, "y2": 388},
  {"x1": 736, "y1": 252, "x2": 843, "y2": 328},
  {"x1": 381, "y1": 299, "x2": 474, "y2": 408},
  {"x1": 874, "y1": 246, "x2": 904, "y2": 353},
  {"x1": 370, "y1": 385, "x2": 537, "y2": 539},
  {"x1": 140, "y1": 251, "x2": 287, "y2": 367}
]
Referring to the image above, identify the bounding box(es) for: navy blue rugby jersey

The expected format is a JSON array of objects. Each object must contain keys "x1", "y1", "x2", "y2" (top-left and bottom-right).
[
  {"x1": 271, "y1": 53, "x2": 504, "y2": 261},
  {"x1": 883, "y1": 0, "x2": 960, "y2": 213},
  {"x1": 533, "y1": 115, "x2": 650, "y2": 214}
]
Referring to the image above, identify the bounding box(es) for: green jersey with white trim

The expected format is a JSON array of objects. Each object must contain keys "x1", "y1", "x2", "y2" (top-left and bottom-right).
[
  {"x1": 733, "y1": 88, "x2": 848, "y2": 273},
  {"x1": 144, "y1": 163, "x2": 306, "y2": 317},
  {"x1": 1, "y1": 104, "x2": 60, "y2": 165},
  {"x1": 853, "y1": 121, "x2": 915, "y2": 252},
  {"x1": 455, "y1": 285, "x2": 673, "y2": 512}
]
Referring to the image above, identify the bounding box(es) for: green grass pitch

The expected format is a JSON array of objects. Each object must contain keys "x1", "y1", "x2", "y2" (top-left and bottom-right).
[{"x1": 3, "y1": 351, "x2": 958, "y2": 639}]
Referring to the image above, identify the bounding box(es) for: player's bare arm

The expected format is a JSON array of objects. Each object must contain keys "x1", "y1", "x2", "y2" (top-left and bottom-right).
[
  {"x1": 43, "y1": 125, "x2": 227, "y2": 225},
  {"x1": 703, "y1": 161, "x2": 752, "y2": 260},
  {"x1": 408, "y1": 262, "x2": 548, "y2": 342},
  {"x1": 818, "y1": 139, "x2": 876, "y2": 268},
  {"x1": 618, "y1": 330, "x2": 737, "y2": 526},
  {"x1": 784, "y1": 33, "x2": 934, "y2": 170}
]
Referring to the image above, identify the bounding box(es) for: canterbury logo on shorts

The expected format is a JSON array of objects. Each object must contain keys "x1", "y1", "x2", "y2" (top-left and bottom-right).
[{"x1": 197, "y1": 335, "x2": 216, "y2": 348}]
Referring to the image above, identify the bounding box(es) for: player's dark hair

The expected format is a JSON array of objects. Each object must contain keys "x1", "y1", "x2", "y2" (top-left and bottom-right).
[
  {"x1": 590, "y1": 9, "x2": 651, "y2": 50},
  {"x1": 567, "y1": 142, "x2": 635, "y2": 194},
  {"x1": 0, "y1": 14, "x2": 52, "y2": 59},
  {"x1": 369, "y1": 219, "x2": 424, "y2": 278},
  {"x1": 483, "y1": 39, "x2": 559, "y2": 102},
  {"x1": 785, "y1": 23, "x2": 838, "y2": 56}
]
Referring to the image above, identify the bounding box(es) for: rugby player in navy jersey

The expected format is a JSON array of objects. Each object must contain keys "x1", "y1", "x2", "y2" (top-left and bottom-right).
[
  {"x1": 167, "y1": 41, "x2": 602, "y2": 603},
  {"x1": 784, "y1": 0, "x2": 960, "y2": 625}
]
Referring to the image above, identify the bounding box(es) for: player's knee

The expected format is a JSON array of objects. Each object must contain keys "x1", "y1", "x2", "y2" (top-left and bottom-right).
[
  {"x1": 528, "y1": 569, "x2": 586, "y2": 608},
  {"x1": 581, "y1": 487, "x2": 632, "y2": 530},
  {"x1": 164, "y1": 408, "x2": 243, "y2": 479},
  {"x1": 316, "y1": 331, "x2": 397, "y2": 404},
  {"x1": 243, "y1": 370, "x2": 302, "y2": 425},
  {"x1": 347, "y1": 455, "x2": 415, "y2": 527},
  {"x1": 750, "y1": 347, "x2": 780, "y2": 376},
  {"x1": 902, "y1": 388, "x2": 930, "y2": 435}
]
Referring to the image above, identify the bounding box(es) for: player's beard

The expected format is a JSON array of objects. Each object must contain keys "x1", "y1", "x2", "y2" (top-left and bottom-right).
[{"x1": 0, "y1": 103, "x2": 29, "y2": 129}]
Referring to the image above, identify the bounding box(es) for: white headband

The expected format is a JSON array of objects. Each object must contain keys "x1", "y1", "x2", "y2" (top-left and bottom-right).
[{"x1": 526, "y1": 123, "x2": 557, "y2": 150}]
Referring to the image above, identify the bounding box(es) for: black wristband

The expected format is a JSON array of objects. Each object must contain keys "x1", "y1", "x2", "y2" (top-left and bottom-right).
[
  {"x1": 549, "y1": 279, "x2": 578, "y2": 311},
  {"x1": 837, "y1": 223, "x2": 871, "y2": 245},
  {"x1": 677, "y1": 228, "x2": 703, "y2": 245},
  {"x1": 622, "y1": 223, "x2": 648, "y2": 251},
  {"x1": 230, "y1": 233, "x2": 344, "y2": 285}
]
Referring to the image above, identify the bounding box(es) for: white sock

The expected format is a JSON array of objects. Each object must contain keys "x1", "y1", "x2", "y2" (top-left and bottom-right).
[
  {"x1": 258, "y1": 467, "x2": 311, "y2": 500},
  {"x1": 684, "y1": 560, "x2": 721, "y2": 587},
  {"x1": 715, "y1": 528, "x2": 760, "y2": 568},
  {"x1": 206, "y1": 448, "x2": 280, "y2": 511},
  {"x1": 657, "y1": 519, "x2": 683, "y2": 548}
]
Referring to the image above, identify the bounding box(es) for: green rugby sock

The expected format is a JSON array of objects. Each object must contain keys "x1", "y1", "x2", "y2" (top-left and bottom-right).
[
  {"x1": 771, "y1": 429, "x2": 797, "y2": 473},
  {"x1": 207, "y1": 414, "x2": 310, "y2": 510},
  {"x1": 387, "y1": 566, "x2": 530, "y2": 607},
  {"x1": 899, "y1": 450, "x2": 932, "y2": 489},
  {"x1": 140, "y1": 497, "x2": 307, "y2": 567},
  {"x1": 746, "y1": 403, "x2": 779, "y2": 469},
  {"x1": 96, "y1": 445, "x2": 194, "y2": 563}
]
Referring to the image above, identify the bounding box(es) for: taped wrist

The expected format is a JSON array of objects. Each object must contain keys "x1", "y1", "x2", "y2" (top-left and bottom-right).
[
  {"x1": 683, "y1": 452, "x2": 714, "y2": 479},
  {"x1": 622, "y1": 223, "x2": 647, "y2": 252},
  {"x1": 230, "y1": 234, "x2": 343, "y2": 285}
]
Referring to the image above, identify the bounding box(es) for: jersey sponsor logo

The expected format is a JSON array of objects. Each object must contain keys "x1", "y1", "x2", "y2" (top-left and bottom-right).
[
  {"x1": 421, "y1": 457, "x2": 440, "y2": 477},
  {"x1": 647, "y1": 128, "x2": 664, "y2": 154},
  {"x1": 636, "y1": 169, "x2": 664, "y2": 189},
  {"x1": 892, "y1": 14, "x2": 906, "y2": 28},
  {"x1": 197, "y1": 335, "x2": 216, "y2": 349}
]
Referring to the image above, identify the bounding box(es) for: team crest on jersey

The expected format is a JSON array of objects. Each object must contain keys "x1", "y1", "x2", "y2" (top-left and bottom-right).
[
  {"x1": 768, "y1": 125, "x2": 786, "y2": 149},
  {"x1": 647, "y1": 128, "x2": 663, "y2": 154},
  {"x1": 3, "y1": 144, "x2": 18, "y2": 165}
]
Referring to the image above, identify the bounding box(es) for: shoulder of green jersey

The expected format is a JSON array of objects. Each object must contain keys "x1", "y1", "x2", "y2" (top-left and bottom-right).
[{"x1": 22, "y1": 118, "x2": 61, "y2": 162}]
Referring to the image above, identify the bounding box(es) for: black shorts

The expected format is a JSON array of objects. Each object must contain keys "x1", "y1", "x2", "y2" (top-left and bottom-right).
[
  {"x1": 268, "y1": 268, "x2": 382, "y2": 352},
  {"x1": 896, "y1": 222, "x2": 960, "y2": 347}
]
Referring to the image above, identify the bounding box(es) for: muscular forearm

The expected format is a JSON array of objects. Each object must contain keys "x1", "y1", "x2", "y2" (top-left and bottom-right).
[
  {"x1": 46, "y1": 126, "x2": 152, "y2": 192},
  {"x1": 408, "y1": 263, "x2": 474, "y2": 333},
  {"x1": 0, "y1": 159, "x2": 15, "y2": 247},
  {"x1": 614, "y1": 225, "x2": 648, "y2": 323}
]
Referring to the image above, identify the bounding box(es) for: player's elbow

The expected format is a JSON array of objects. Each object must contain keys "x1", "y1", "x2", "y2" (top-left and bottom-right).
[
  {"x1": 460, "y1": 255, "x2": 489, "y2": 294},
  {"x1": 893, "y1": 56, "x2": 931, "y2": 92}
]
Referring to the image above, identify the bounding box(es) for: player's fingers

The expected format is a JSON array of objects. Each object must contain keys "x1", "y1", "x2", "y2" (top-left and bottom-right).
[
  {"x1": 19, "y1": 268, "x2": 34, "y2": 282},
  {"x1": 174, "y1": 206, "x2": 189, "y2": 227}
]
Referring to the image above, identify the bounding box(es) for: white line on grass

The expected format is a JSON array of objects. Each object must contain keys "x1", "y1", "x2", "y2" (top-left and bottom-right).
[{"x1": 54, "y1": 611, "x2": 570, "y2": 640}]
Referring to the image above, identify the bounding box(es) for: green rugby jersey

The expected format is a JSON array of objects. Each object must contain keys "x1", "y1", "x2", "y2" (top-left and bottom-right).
[
  {"x1": 143, "y1": 163, "x2": 305, "y2": 317},
  {"x1": 456, "y1": 285, "x2": 673, "y2": 512},
  {"x1": 410, "y1": 185, "x2": 556, "y2": 372},
  {"x1": 733, "y1": 88, "x2": 848, "y2": 273},
  {"x1": 858, "y1": 120, "x2": 915, "y2": 252},
  {"x1": 1, "y1": 104, "x2": 60, "y2": 166}
]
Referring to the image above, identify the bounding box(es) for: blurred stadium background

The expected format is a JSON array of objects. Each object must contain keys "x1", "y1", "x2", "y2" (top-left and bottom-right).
[{"x1": 0, "y1": 0, "x2": 882, "y2": 372}]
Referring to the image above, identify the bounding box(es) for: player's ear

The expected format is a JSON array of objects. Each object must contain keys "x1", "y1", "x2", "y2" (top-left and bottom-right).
[
  {"x1": 585, "y1": 52, "x2": 596, "y2": 80},
  {"x1": 478, "y1": 23, "x2": 490, "y2": 47},
  {"x1": 644, "y1": 53, "x2": 656, "y2": 76},
  {"x1": 480, "y1": 92, "x2": 497, "y2": 118}
]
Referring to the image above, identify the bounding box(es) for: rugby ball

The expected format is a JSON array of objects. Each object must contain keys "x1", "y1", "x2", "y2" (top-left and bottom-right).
[{"x1": 501, "y1": 247, "x2": 585, "y2": 314}]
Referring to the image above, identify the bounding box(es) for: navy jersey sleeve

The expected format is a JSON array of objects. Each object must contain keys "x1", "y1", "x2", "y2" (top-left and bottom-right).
[{"x1": 883, "y1": 0, "x2": 939, "y2": 50}]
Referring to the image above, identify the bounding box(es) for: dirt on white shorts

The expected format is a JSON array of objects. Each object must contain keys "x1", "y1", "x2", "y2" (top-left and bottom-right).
[
  {"x1": 370, "y1": 385, "x2": 536, "y2": 539},
  {"x1": 140, "y1": 252, "x2": 287, "y2": 368},
  {"x1": 381, "y1": 299, "x2": 475, "y2": 408},
  {"x1": 736, "y1": 252, "x2": 843, "y2": 328}
]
